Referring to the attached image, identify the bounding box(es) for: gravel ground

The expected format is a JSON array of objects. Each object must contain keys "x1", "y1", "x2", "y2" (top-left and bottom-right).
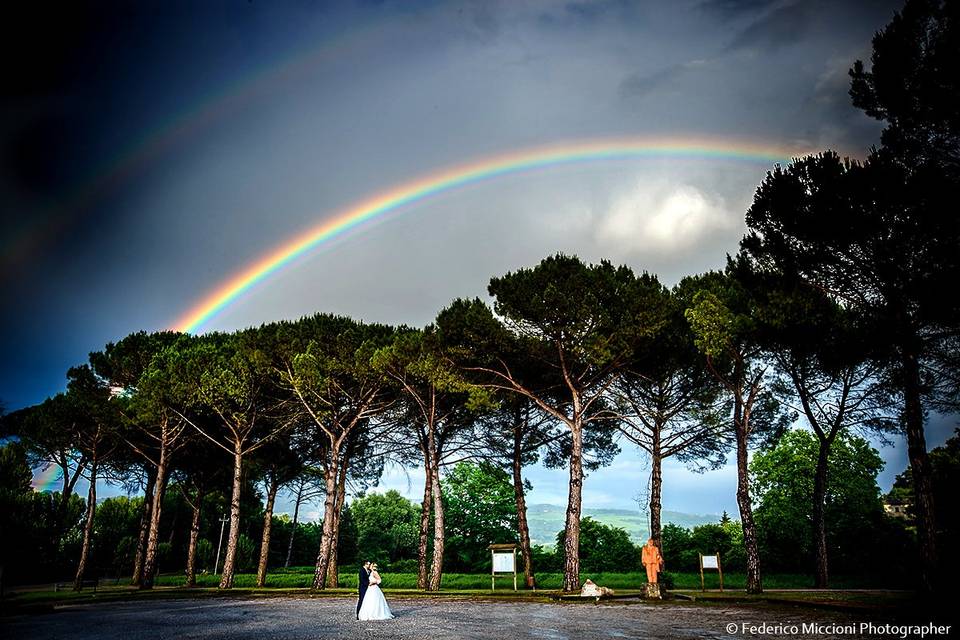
[{"x1": 0, "y1": 596, "x2": 892, "y2": 639}]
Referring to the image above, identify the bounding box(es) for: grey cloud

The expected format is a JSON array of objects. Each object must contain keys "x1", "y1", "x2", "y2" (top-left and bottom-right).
[
  {"x1": 537, "y1": 0, "x2": 646, "y2": 28},
  {"x1": 619, "y1": 59, "x2": 710, "y2": 100},
  {"x1": 619, "y1": 65, "x2": 684, "y2": 99},
  {"x1": 724, "y1": 0, "x2": 816, "y2": 52},
  {"x1": 697, "y1": 0, "x2": 778, "y2": 21}
]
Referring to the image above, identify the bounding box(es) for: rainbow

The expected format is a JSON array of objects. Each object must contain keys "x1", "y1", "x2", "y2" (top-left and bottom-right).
[
  {"x1": 32, "y1": 464, "x2": 61, "y2": 493},
  {"x1": 1, "y1": 22, "x2": 386, "y2": 268},
  {"x1": 174, "y1": 136, "x2": 808, "y2": 334}
]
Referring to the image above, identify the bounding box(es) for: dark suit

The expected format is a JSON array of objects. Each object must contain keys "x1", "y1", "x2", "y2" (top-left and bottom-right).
[{"x1": 356, "y1": 566, "x2": 369, "y2": 619}]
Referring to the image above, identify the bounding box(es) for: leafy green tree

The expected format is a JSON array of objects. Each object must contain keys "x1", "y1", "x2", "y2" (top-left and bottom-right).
[
  {"x1": 95, "y1": 332, "x2": 192, "y2": 589},
  {"x1": 4, "y1": 398, "x2": 89, "y2": 541},
  {"x1": 613, "y1": 285, "x2": 730, "y2": 554},
  {"x1": 661, "y1": 523, "x2": 694, "y2": 571},
  {"x1": 555, "y1": 517, "x2": 641, "y2": 574},
  {"x1": 439, "y1": 255, "x2": 668, "y2": 591},
  {"x1": 0, "y1": 440, "x2": 32, "y2": 495},
  {"x1": 62, "y1": 364, "x2": 123, "y2": 590},
  {"x1": 274, "y1": 314, "x2": 396, "y2": 589},
  {"x1": 478, "y1": 396, "x2": 564, "y2": 587},
  {"x1": 336, "y1": 503, "x2": 359, "y2": 568},
  {"x1": 90, "y1": 331, "x2": 183, "y2": 587},
  {"x1": 235, "y1": 534, "x2": 257, "y2": 573},
  {"x1": 173, "y1": 332, "x2": 287, "y2": 589},
  {"x1": 373, "y1": 328, "x2": 490, "y2": 590},
  {"x1": 751, "y1": 430, "x2": 894, "y2": 575},
  {"x1": 351, "y1": 490, "x2": 420, "y2": 567},
  {"x1": 659, "y1": 519, "x2": 745, "y2": 573},
  {"x1": 927, "y1": 431, "x2": 960, "y2": 574},
  {"x1": 167, "y1": 432, "x2": 225, "y2": 587},
  {"x1": 249, "y1": 433, "x2": 303, "y2": 587},
  {"x1": 91, "y1": 496, "x2": 143, "y2": 574},
  {"x1": 0, "y1": 441, "x2": 35, "y2": 585},
  {"x1": 888, "y1": 429, "x2": 960, "y2": 575},
  {"x1": 691, "y1": 521, "x2": 745, "y2": 572},
  {"x1": 744, "y1": 1, "x2": 960, "y2": 591},
  {"x1": 741, "y1": 269, "x2": 897, "y2": 587},
  {"x1": 442, "y1": 462, "x2": 518, "y2": 572},
  {"x1": 281, "y1": 468, "x2": 325, "y2": 568},
  {"x1": 682, "y1": 269, "x2": 792, "y2": 593},
  {"x1": 742, "y1": 149, "x2": 959, "y2": 592},
  {"x1": 849, "y1": 0, "x2": 959, "y2": 169}
]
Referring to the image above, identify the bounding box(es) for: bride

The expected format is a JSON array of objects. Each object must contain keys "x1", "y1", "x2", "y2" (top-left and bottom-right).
[{"x1": 357, "y1": 563, "x2": 394, "y2": 620}]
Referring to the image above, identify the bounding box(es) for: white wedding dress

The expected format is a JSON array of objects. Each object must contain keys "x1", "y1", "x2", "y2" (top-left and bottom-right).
[{"x1": 358, "y1": 574, "x2": 394, "y2": 621}]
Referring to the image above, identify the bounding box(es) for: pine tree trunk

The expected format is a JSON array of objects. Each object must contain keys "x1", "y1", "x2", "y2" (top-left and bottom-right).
[
  {"x1": 140, "y1": 444, "x2": 170, "y2": 590},
  {"x1": 812, "y1": 439, "x2": 830, "y2": 588},
  {"x1": 902, "y1": 349, "x2": 939, "y2": 593},
  {"x1": 73, "y1": 461, "x2": 98, "y2": 591},
  {"x1": 650, "y1": 430, "x2": 663, "y2": 553},
  {"x1": 311, "y1": 455, "x2": 339, "y2": 590},
  {"x1": 325, "y1": 463, "x2": 348, "y2": 588},
  {"x1": 562, "y1": 421, "x2": 584, "y2": 592},
  {"x1": 735, "y1": 401, "x2": 762, "y2": 594},
  {"x1": 131, "y1": 467, "x2": 157, "y2": 586},
  {"x1": 56, "y1": 457, "x2": 79, "y2": 541},
  {"x1": 285, "y1": 482, "x2": 304, "y2": 568},
  {"x1": 427, "y1": 453, "x2": 445, "y2": 591},
  {"x1": 256, "y1": 476, "x2": 280, "y2": 587},
  {"x1": 512, "y1": 436, "x2": 534, "y2": 589},
  {"x1": 417, "y1": 456, "x2": 432, "y2": 591},
  {"x1": 185, "y1": 487, "x2": 204, "y2": 587},
  {"x1": 218, "y1": 448, "x2": 243, "y2": 589}
]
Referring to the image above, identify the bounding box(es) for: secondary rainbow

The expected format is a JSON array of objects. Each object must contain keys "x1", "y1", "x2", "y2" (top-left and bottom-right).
[{"x1": 174, "y1": 136, "x2": 805, "y2": 334}]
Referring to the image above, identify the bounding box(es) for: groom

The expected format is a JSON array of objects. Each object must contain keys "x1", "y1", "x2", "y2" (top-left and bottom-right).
[{"x1": 356, "y1": 561, "x2": 371, "y2": 619}]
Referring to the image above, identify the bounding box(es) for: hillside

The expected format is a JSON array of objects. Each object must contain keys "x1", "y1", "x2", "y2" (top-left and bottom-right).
[{"x1": 525, "y1": 503, "x2": 721, "y2": 547}]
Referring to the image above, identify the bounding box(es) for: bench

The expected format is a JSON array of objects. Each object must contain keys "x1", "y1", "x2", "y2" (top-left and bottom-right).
[{"x1": 54, "y1": 579, "x2": 98, "y2": 592}]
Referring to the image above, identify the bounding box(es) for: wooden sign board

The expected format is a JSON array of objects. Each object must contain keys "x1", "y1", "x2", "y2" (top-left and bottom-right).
[
  {"x1": 699, "y1": 552, "x2": 723, "y2": 591},
  {"x1": 488, "y1": 544, "x2": 518, "y2": 591}
]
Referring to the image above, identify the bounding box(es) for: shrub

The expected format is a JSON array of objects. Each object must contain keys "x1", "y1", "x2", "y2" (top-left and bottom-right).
[
  {"x1": 195, "y1": 539, "x2": 214, "y2": 573},
  {"x1": 235, "y1": 535, "x2": 257, "y2": 573}
]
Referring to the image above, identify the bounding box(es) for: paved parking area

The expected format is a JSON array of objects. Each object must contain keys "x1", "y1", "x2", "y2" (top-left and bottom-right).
[{"x1": 1, "y1": 596, "x2": 881, "y2": 639}]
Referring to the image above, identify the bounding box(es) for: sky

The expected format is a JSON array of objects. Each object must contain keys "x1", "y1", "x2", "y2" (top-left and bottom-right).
[{"x1": 3, "y1": 0, "x2": 952, "y2": 519}]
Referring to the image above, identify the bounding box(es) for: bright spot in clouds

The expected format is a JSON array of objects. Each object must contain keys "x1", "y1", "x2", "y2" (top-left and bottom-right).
[{"x1": 595, "y1": 182, "x2": 736, "y2": 254}]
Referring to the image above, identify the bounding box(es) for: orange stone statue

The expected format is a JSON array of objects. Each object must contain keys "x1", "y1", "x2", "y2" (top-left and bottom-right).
[{"x1": 641, "y1": 538, "x2": 663, "y2": 584}]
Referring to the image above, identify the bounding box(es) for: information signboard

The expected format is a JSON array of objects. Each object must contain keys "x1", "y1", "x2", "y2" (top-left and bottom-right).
[
  {"x1": 699, "y1": 552, "x2": 723, "y2": 591},
  {"x1": 493, "y1": 552, "x2": 515, "y2": 573},
  {"x1": 488, "y1": 544, "x2": 518, "y2": 591}
]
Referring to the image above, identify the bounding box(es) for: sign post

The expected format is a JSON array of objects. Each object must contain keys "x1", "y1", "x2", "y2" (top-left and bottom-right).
[
  {"x1": 698, "y1": 552, "x2": 723, "y2": 591},
  {"x1": 488, "y1": 543, "x2": 518, "y2": 591}
]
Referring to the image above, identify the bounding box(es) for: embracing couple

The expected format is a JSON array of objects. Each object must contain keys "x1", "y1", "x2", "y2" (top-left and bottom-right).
[{"x1": 356, "y1": 561, "x2": 394, "y2": 621}]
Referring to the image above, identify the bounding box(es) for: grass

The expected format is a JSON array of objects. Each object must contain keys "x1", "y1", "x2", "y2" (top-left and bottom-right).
[{"x1": 141, "y1": 569, "x2": 899, "y2": 591}]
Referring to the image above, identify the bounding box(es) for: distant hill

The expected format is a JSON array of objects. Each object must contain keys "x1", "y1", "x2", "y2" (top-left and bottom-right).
[{"x1": 525, "y1": 503, "x2": 721, "y2": 547}]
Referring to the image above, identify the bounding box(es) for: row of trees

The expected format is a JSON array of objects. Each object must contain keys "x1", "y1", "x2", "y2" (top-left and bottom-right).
[
  {"x1": 1, "y1": 0, "x2": 956, "y2": 596},
  {"x1": 1, "y1": 436, "x2": 918, "y2": 588}
]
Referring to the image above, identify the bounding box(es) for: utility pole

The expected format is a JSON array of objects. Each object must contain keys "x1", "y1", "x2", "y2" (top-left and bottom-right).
[{"x1": 213, "y1": 514, "x2": 229, "y2": 575}]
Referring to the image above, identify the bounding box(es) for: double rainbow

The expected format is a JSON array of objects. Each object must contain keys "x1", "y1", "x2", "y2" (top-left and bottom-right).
[{"x1": 174, "y1": 136, "x2": 805, "y2": 334}]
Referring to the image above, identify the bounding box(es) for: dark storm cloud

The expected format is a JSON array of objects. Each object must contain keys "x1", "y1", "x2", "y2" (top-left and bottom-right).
[
  {"x1": 1, "y1": 0, "x2": 907, "y2": 412},
  {"x1": 697, "y1": 0, "x2": 777, "y2": 21},
  {"x1": 724, "y1": 0, "x2": 818, "y2": 51},
  {"x1": 3, "y1": 0, "x2": 938, "y2": 509},
  {"x1": 723, "y1": 0, "x2": 901, "y2": 53}
]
